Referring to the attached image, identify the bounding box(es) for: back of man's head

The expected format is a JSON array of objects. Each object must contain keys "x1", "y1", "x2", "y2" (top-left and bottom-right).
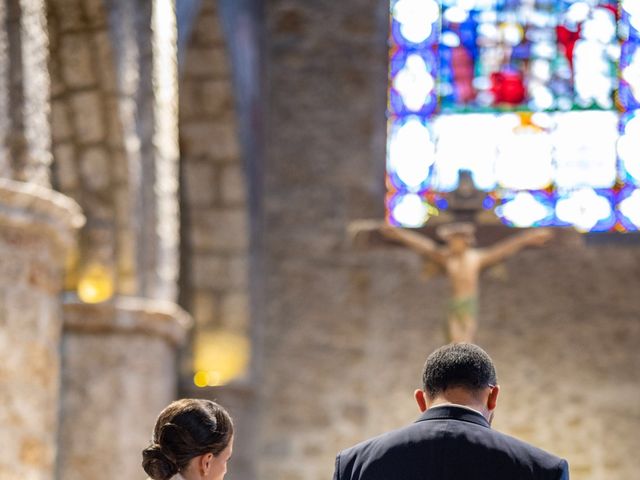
[{"x1": 422, "y1": 343, "x2": 497, "y2": 398}]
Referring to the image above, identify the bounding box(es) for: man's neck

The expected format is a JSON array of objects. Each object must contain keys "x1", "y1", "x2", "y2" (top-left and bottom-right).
[
  {"x1": 428, "y1": 402, "x2": 483, "y2": 416},
  {"x1": 427, "y1": 391, "x2": 491, "y2": 422}
]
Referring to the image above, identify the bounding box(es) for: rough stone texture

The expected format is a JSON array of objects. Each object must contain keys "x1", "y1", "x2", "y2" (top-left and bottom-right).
[
  {"x1": 258, "y1": 2, "x2": 640, "y2": 480},
  {"x1": 58, "y1": 298, "x2": 191, "y2": 480},
  {"x1": 258, "y1": 1, "x2": 391, "y2": 479},
  {"x1": 101, "y1": 0, "x2": 181, "y2": 302},
  {"x1": 180, "y1": 1, "x2": 249, "y2": 357},
  {"x1": 47, "y1": 0, "x2": 130, "y2": 293},
  {"x1": 0, "y1": 179, "x2": 82, "y2": 480},
  {"x1": 0, "y1": 0, "x2": 53, "y2": 186},
  {"x1": 49, "y1": 0, "x2": 181, "y2": 302}
]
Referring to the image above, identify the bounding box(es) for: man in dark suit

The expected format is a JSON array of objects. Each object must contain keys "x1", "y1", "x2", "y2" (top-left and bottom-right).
[{"x1": 333, "y1": 343, "x2": 569, "y2": 479}]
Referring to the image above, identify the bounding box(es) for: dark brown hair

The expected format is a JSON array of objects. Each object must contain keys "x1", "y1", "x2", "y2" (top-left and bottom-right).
[
  {"x1": 422, "y1": 343, "x2": 497, "y2": 398},
  {"x1": 142, "y1": 399, "x2": 233, "y2": 480}
]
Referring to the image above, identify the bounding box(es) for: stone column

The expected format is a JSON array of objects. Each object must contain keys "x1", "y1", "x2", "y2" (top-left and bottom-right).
[
  {"x1": 0, "y1": 179, "x2": 83, "y2": 480},
  {"x1": 106, "y1": 0, "x2": 181, "y2": 302},
  {"x1": 0, "y1": 0, "x2": 52, "y2": 186},
  {"x1": 58, "y1": 297, "x2": 191, "y2": 480}
]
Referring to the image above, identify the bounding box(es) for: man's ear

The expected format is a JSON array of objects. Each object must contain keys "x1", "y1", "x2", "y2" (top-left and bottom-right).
[
  {"x1": 487, "y1": 384, "x2": 500, "y2": 411},
  {"x1": 414, "y1": 389, "x2": 428, "y2": 412}
]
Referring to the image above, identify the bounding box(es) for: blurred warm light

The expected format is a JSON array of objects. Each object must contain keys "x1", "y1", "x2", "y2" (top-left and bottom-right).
[
  {"x1": 193, "y1": 331, "x2": 250, "y2": 387},
  {"x1": 77, "y1": 262, "x2": 114, "y2": 304}
]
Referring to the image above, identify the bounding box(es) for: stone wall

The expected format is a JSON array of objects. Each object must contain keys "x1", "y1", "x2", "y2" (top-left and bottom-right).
[
  {"x1": 48, "y1": 0, "x2": 182, "y2": 301},
  {"x1": 47, "y1": 0, "x2": 134, "y2": 293},
  {"x1": 180, "y1": 0, "x2": 249, "y2": 348},
  {"x1": 259, "y1": 1, "x2": 392, "y2": 479}
]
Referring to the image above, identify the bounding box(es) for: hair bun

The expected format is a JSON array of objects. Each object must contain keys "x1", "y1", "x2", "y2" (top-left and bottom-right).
[{"x1": 141, "y1": 444, "x2": 179, "y2": 480}]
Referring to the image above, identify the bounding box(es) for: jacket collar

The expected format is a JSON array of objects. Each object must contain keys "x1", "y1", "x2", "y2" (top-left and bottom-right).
[{"x1": 415, "y1": 404, "x2": 490, "y2": 428}]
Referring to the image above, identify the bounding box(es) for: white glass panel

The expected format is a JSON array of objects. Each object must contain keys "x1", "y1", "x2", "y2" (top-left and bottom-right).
[
  {"x1": 388, "y1": 118, "x2": 435, "y2": 190},
  {"x1": 431, "y1": 114, "x2": 501, "y2": 191},
  {"x1": 393, "y1": 54, "x2": 434, "y2": 111},
  {"x1": 496, "y1": 124, "x2": 553, "y2": 190},
  {"x1": 495, "y1": 192, "x2": 553, "y2": 228},
  {"x1": 552, "y1": 111, "x2": 618, "y2": 189},
  {"x1": 556, "y1": 188, "x2": 613, "y2": 231}
]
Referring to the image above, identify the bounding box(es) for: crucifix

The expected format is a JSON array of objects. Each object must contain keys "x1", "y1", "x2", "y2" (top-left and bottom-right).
[{"x1": 350, "y1": 173, "x2": 554, "y2": 344}]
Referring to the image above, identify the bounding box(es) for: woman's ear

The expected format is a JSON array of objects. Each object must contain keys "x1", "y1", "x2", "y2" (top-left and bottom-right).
[{"x1": 199, "y1": 452, "x2": 214, "y2": 476}]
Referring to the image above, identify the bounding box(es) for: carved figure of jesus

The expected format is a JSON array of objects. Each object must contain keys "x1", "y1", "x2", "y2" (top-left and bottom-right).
[{"x1": 377, "y1": 222, "x2": 553, "y2": 343}]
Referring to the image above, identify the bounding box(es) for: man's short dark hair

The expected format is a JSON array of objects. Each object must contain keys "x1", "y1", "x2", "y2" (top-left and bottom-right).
[{"x1": 422, "y1": 343, "x2": 497, "y2": 398}]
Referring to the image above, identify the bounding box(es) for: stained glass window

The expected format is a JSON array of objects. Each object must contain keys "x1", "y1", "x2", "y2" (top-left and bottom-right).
[{"x1": 387, "y1": 0, "x2": 640, "y2": 232}]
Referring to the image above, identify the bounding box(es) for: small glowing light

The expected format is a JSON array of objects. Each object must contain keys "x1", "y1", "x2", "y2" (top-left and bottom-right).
[
  {"x1": 556, "y1": 189, "x2": 613, "y2": 232},
  {"x1": 194, "y1": 371, "x2": 209, "y2": 388},
  {"x1": 530, "y1": 60, "x2": 551, "y2": 82},
  {"x1": 391, "y1": 194, "x2": 432, "y2": 227},
  {"x1": 441, "y1": 31, "x2": 461, "y2": 48},
  {"x1": 393, "y1": 54, "x2": 434, "y2": 111},
  {"x1": 77, "y1": 262, "x2": 114, "y2": 304},
  {"x1": 619, "y1": 190, "x2": 640, "y2": 228},
  {"x1": 443, "y1": 6, "x2": 468, "y2": 24},
  {"x1": 393, "y1": 0, "x2": 439, "y2": 44},
  {"x1": 531, "y1": 41, "x2": 555, "y2": 59},
  {"x1": 500, "y1": 22, "x2": 523, "y2": 46},
  {"x1": 529, "y1": 85, "x2": 555, "y2": 110},
  {"x1": 477, "y1": 23, "x2": 499, "y2": 41},
  {"x1": 566, "y1": 2, "x2": 590, "y2": 23},
  {"x1": 495, "y1": 192, "x2": 552, "y2": 228},
  {"x1": 207, "y1": 371, "x2": 222, "y2": 387},
  {"x1": 193, "y1": 331, "x2": 250, "y2": 386}
]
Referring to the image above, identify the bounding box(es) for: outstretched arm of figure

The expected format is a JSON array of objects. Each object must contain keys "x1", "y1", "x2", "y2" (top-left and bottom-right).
[
  {"x1": 379, "y1": 224, "x2": 448, "y2": 267},
  {"x1": 479, "y1": 227, "x2": 553, "y2": 269}
]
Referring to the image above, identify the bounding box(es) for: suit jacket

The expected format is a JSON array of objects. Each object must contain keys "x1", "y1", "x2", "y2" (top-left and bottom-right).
[{"x1": 333, "y1": 405, "x2": 569, "y2": 480}]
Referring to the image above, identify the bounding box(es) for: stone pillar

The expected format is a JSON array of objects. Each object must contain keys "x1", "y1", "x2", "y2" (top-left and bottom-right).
[
  {"x1": 106, "y1": 0, "x2": 181, "y2": 302},
  {"x1": 0, "y1": 179, "x2": 83, "y2": 480},
  {"x1": 0, "y1": 0, "x2": 52, "y2": 186},
  {"x1": 58, "y1": 297, "x2": 191, "y2": 480}
]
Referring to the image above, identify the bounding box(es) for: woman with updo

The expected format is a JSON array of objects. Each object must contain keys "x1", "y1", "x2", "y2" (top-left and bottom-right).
[{"x1": 142, "y1": 399, "x2": 233, "y2": 480}]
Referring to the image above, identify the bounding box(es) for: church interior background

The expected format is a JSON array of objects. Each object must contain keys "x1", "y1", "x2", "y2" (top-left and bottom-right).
[{"x1": 1, "y1": 0, "x2": 639, "y2": 479}]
